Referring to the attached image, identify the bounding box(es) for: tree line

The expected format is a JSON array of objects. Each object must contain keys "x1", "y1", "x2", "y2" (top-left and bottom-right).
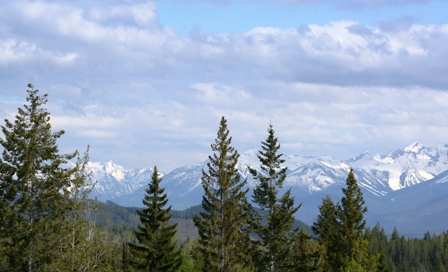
[{"x1": 1, "y1": 85, "x2": 448, "y2": 271}]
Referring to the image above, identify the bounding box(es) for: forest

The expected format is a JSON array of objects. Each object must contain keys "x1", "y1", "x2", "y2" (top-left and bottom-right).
[{"x1": 1, "y1": 85, "x2": 448, "y2": 271}]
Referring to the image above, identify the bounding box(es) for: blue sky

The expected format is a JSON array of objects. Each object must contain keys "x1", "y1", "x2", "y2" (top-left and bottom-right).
[
  {"x1": 1, "y1": 0, "x2": 448, "y2": 172},
  {"x1": 157, "y1": 0, "x2": 448, "y2": 34}
]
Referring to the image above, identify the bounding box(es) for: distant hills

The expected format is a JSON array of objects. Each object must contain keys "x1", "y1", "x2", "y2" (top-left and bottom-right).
[
  {"x1": 88, "y1": 142, "x2": 448, "y2": 237},
  {"x1": 97, "y1": 201, "x2": 312, "y2": 243}
]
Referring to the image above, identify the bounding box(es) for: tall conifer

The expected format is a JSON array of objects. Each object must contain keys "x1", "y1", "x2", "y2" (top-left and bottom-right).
[
  {"x1": 312, "y1": 169, "x2": 376, "y2": 271},
  {"x1": 249, "y1": 123, "x2": 300, "y2": 271},
  {"x1": 312, "y1": 196, "x2": 343, "y2": 271},
  {"x1": 193, "y1": 116, "x2": 252, "y2": 272},
  {"x1": 128, "y1": 166, "x2": 182, "y2": 272},
  {"x1": 339, "y1": 169, "x2": 368, "y2": 258},
  {"x1": 0, "y1": 84, "x2": 82, "y2": 271}
]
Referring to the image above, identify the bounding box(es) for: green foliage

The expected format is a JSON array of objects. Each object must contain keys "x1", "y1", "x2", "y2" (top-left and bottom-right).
[
  {"x1": 178, "y1": 241, "x2": 195, "y2": 272},
  {"x1": 128, "y1": 166, "x2": 182, "y2": 271},
  {"x1": 0, "y1": 84, "x2": 88, "y2": 271},
  {"x1": 44, "y1": 147, "x2": 115, "y2": 271},
  {"x1": 291, "y1": 229, "x2": 326, "y2": 271},
  {"x1": 312, "y1": 195, "x2": 342, "y2": 271},
  {"x1": 249, "y1": 123, "x2": 302, "y2": 271},
  {"x1": 193, "y1": 116, "x2": 253, "y2": 272},
  {"x1": 339, "y1": 169, "x2": 368, "y2": 256},
  {"x1": 97, "y1": 201, "x2": 141, "y2": 228},
  {"x1": 374, "y1": 227, "x2": 448, "y2": 272},
  {"x1": 251, "y1": 124, "x2": 288, "y2": 210},
  {"x1": 312, "y1": 169, "x2": 377, "y2": 272}
]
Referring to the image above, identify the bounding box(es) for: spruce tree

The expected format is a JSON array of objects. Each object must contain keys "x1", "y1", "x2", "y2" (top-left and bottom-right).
[
  {"x1": 0, "y1": 84, "x2": 83, "y2": 271},
  {"x1": 313, "y1": 169, "x2": 375, "y2": 271},
  {"x1": 339, "y1": 169, "x2": 368, "y2": 257},
  {"x1": 291, "y1": 229, "x2": 325, "y2": 271},
  {"x1": 339, "y1": 169, "x2": 377, "y2": 271},
  {"x1": 312, "y1": 195, "x2": 343, "y2": 271},
  {"x1": 128, "y1": 166, "x2": 182, "y2": 272},
  {"x1": 249, "y1": 123, "x2": 301, "y2": 271},
  {"x1": 193, "y1": 116, "x2": 253, "y2": 272}
]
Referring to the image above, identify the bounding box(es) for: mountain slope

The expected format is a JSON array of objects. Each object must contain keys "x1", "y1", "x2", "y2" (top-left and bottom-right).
[
  {"x1": 88, "y1": 143, "x2": 448, "y2": 236},
  {"x1": 87, "y1": 161, "x2": 154, "y2": 202}
]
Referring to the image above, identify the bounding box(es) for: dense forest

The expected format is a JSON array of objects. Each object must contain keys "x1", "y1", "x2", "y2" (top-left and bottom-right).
[{"x1": 2, "y1": 85, "x2": 448, "y2": 271}]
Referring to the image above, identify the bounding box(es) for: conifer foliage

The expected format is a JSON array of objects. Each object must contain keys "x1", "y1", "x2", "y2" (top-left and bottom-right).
[
  {"x1": 128, "y1": 166, "x2": 182, "y2": 271},
  {"x1": 0, "y1": 84, "x2": 83, "y2": 271},
  {"x1": 249, "y1": 123, "x2": 301, "y2": 271},
  {"x1": 339, "y1": 169, "x2": 369, "y2": 262},
  {"x1": 312, "y1": 196, "x2": 342, "y2": 271},
  {"x1": 193, "y1": 116, "x2": 252, "y2": 272},
  {"x1": 312, "y1": 169, "x2": 376, "y2": 271}
]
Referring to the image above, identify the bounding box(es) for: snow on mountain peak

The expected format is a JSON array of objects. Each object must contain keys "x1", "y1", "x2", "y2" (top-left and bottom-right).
[
  {"x1": 88, "y1": 143, "x2": 448, "y2": 216},
  {"x1": 240, "y1": 149, "x2": 261, "y2": 166},
  {"x1": 100, "y1": 160, "x2": 126, "y2": 180},
  {"x1": 351, "y1": 151, "x2": 370, "y2": 161},
  {"x1": 86, "y1": 161, "x2": 154, "y2": 201},
  {"x1": 404, "y1": 142, "x2": 425, "y2": 153}
]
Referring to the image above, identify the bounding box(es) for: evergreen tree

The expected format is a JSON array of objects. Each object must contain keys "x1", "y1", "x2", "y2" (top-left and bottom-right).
[
  {"x1": 193, "y1": 116, "x2": 253, "y2": 272},
  {"x1": 0, "y1": 84, "x2": 84, "y2": 271},
  {"x1": 128, "y1": 166, "x2": 182, "y2": 272},
  {"x1": 313, "y1": 170, "x2": 374, "y2": 271},
  {"x1": 122, "y1": 241, "x2": 131, "y2": 272},
  {"x1": 249, "y1": 123, "x2": 301, "y2": 271},
  {"x1": 291, "y1": 229, "x2": 325, "y2": 271},
  {"x1": 338, "y1": 169, "x2": 368, "y2": 262},
  {"x1": 312, "y1": 195, "x2": 342, "y2": 271}
]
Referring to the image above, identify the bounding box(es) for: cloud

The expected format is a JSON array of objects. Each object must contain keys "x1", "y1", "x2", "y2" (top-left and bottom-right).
[{"x1": 0, "y1": 0, "x2": 448, "y2": 171}]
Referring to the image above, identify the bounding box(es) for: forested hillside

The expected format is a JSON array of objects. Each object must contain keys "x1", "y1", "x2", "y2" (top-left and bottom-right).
[
  {"x1": 96, "y1": 201, "x2": 448, "y2": 271},
  {"x1": 96, "y1": 201, "x2": 312, "y2": 244}
]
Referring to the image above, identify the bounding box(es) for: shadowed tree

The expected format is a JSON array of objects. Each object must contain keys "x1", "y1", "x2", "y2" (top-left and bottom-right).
[
  {"x1": 0, "y1": 84, "x2": 88, "y2": 271},
  {"x1": 312, "y1": 195, "x2": 342, "y2": 271},
  {"x1": 313, "y1": 169, "x2": 378, "y2": 271},
  {"x1": 128, "y1": 166, "x2": 182, "y2": 272}
]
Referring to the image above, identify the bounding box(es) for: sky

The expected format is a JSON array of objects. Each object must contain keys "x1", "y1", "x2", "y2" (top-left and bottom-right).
[{"x1": 1, "y1": 0, "x2": 448, "y2": 172}]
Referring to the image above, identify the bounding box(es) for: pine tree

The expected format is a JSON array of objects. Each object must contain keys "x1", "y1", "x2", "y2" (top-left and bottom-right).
[
  {"x1": 339, "y1": 169, "x2": 368, "y2": 260},
  {"x1": 0, "y1": 84, "x2": 83, "y2": 271},
  {"x1": 249, "y1": 123, "x2": 301, "y2": 271},
  {"x1": 339, "y1": 169, "x2": 379, "y2": 271},
  {"x1": 291, "y1": 229, "x2": 326, "y2": 271},
  {"x1": 312, "y1": 195, "x2": 343, "y2": 271},
  {"x1": 313, "y1": 169, "x2": 375, "y2": 271},
  {"x1": 193, "y1": 116, "x2": 253, "y2": 272},
  {"x1": 128, "y1": 166, "x2": 182, "y2": 272}
]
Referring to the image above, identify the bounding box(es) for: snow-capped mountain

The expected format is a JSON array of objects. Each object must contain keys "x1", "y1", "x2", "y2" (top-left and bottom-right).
[
  {"x1": 86, "y1": 160, "x2": 155, "y2": 201},
  {"x1": 87, "y1": 143, "x2": 448, "y2": 236},
  {"x1": 115, "y1": 161, "x2": 208, "y2": 210},
  {"x1": 347, "y1": 142, "x2": 448, "y2": 190}
]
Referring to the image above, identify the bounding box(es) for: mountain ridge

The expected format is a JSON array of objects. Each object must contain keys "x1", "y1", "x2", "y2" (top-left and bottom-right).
[{"x1": 87, "y1": 142, "x2": 448, "y2": 236}]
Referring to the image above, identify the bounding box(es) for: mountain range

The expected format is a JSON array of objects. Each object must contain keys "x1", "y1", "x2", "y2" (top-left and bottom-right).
[{"x1": 87, "y1": 142, "x2": 448, "y2": 237}]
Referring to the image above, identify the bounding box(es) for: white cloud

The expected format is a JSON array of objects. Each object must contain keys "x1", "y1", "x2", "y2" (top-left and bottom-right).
[
  {"x1": 1, "y1": 0, "x2": 448, "y2": 171},
  {"x1": 193, "y1": 83, "x2": 252, "y2": 106},
  {"x1": 89, "y1": 2, "x2": 158, "y2": 27}
]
